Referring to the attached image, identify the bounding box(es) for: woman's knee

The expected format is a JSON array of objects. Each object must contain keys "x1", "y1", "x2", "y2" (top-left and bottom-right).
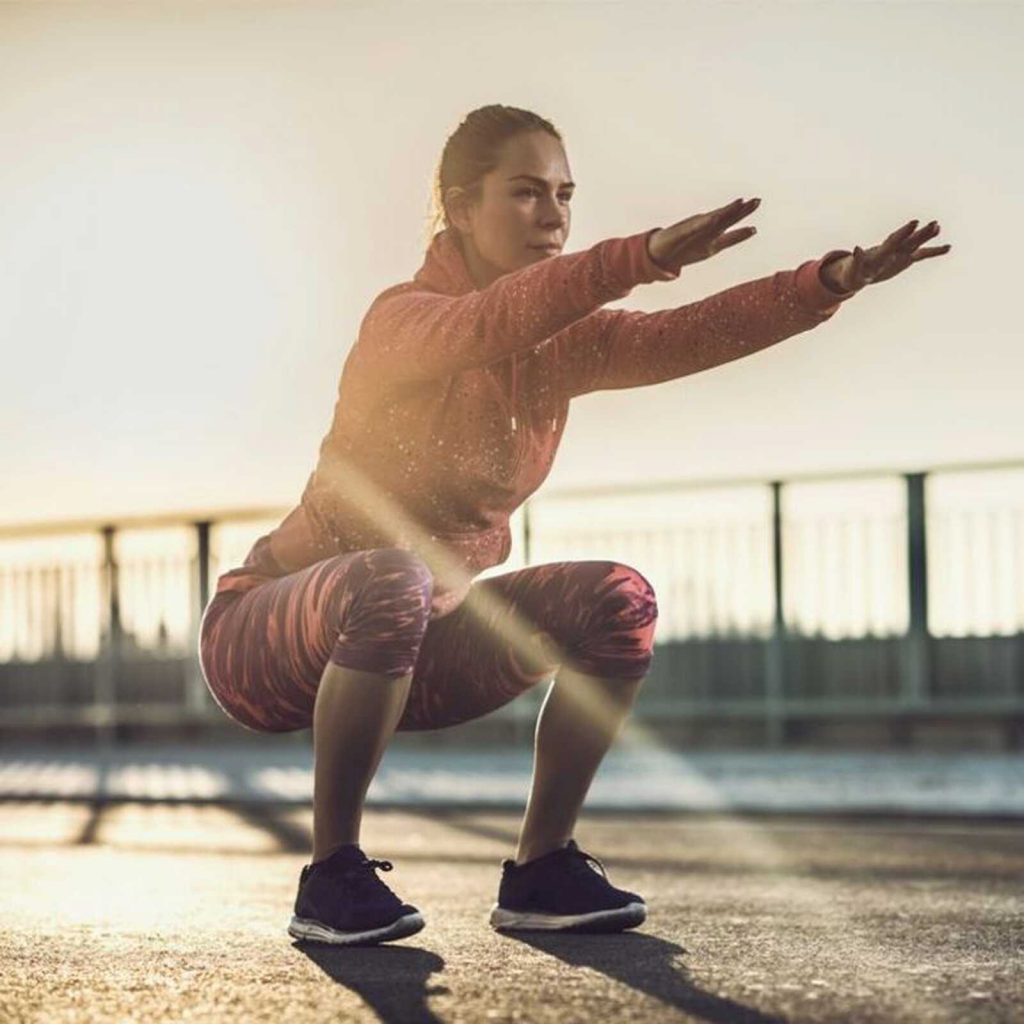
[
  {"x1": 572, "y1": 562, "x2": 658, "y2": 680},
  {"x1": 327, "y1": 547, "x2": 435, "y2": 677},
  {"x1": 592, "y1": 561, "x2": 658, "y2": 625}
]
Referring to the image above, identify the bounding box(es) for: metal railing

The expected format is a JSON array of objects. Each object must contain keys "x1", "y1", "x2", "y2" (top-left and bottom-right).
[{"x1": 1, "y1": 459, "x2": 1022, "y2": 744}]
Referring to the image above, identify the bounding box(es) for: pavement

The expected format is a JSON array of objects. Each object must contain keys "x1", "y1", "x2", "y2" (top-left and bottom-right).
[
  {"x1": 0, "y1": 735, "x2": 1022, "y2": 816},
  {"x1": 3, "y1": 738, "x2": 1021, "y2": 1020},
  {"x1": 1, "y1": 800, "x2": 1022, "y2": 1023}
]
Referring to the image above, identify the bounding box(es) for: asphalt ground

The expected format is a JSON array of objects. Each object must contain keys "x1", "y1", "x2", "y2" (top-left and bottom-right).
[{"x1": 1, "y1": 802, "x2": 1021, "y2": 1024}]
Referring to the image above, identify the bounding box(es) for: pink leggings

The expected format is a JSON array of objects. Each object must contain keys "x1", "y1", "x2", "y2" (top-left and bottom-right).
[{"x1": 198, "y1": 548, "x2": 658, "y2": 734}]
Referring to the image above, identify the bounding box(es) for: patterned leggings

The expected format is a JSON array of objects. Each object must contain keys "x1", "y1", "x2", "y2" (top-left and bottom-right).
[{"x1": 198, "y1": 547, "x2": 659, "y2": 734}]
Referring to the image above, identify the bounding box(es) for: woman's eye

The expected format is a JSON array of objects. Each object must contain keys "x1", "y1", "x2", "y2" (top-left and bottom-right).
[{"x1": 516, "y1": 188, "x2": 573, "y2": 202}]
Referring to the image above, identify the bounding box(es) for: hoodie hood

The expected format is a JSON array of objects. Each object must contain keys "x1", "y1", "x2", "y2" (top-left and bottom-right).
[{"x1": 413, "y1": 227, "x2": 477, "y2": 296}]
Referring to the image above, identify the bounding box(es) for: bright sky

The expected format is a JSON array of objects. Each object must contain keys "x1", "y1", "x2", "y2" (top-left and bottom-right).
[{"x1": 1, "y1": 0, "x2": 1019, "y2": 527}]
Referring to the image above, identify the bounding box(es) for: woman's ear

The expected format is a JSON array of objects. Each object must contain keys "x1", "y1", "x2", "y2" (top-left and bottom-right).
[{"x1": 444, "y1": 185, "x2": 475, "y2": 235}]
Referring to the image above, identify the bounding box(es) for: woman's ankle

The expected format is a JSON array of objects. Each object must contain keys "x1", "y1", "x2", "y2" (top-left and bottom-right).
[
  {"x1": 312, "y1": 839, "x2": 361, "y2": 864},
  {"x1": 514, "y1": 836, "x2": 571, "y2": 866}
]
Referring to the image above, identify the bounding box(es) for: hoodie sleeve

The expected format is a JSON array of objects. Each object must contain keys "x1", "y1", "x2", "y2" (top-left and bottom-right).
[
  {"x1": 554, "y1": 250, "x2": 858, "y2": 398},
  {"x1": 351, "y1": 228, "x2": 680, "y2": 382}
]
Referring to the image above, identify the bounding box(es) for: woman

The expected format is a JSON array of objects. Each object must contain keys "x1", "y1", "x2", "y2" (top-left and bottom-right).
[{"x1": 198, "y1": 104, "x2": 949, "y2": 946}]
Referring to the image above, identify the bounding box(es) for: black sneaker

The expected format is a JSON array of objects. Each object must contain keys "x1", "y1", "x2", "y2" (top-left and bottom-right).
[
  {"x1": 288, "y1": 844, "x2": 425, "y2": 945},
  {"x1": 489, "y1": 839, "x2": 646, "y2": 933}
]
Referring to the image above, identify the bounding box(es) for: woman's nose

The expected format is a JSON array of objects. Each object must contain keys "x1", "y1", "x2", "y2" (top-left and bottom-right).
[{"x1": 540, "y1": 199, "x2": 567, "y2": 229}]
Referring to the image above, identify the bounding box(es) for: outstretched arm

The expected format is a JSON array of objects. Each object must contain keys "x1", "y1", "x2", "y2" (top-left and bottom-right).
[
  {"x1": 556, "y1": 215, "x2": 952, "y2": 397},
  {"x1": 555, "y1": 252, "x2": 855, "y2": 397}
]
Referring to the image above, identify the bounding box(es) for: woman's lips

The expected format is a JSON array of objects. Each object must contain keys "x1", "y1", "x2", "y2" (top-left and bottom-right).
[{"x1": 531, "y1": 245, "x2": 561, "y2": 254}]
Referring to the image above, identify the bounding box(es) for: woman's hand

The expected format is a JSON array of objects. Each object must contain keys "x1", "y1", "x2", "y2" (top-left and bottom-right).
[
  {"x1": 819, "y1": 219, "x2": 952, "y2": 294},
  {"x1": 646, "y1": 197, "x2": 761, "y2": 273}
]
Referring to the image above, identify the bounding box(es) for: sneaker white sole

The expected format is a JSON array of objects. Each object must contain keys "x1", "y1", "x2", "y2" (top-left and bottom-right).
[
  {"x1": 288, "y1": 911, "x2": 425, "y2": 946},
  {"x1": 488, "y1": 901, "x2": 646, "y2": 933}
]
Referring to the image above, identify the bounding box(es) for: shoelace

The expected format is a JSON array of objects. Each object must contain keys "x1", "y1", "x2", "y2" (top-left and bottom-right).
[
  {"x1": 344, "y1": 857, "x2": 398, "y2": 897},
  {"x1": 561, "y1": 843, "x2": 609, "y2": 881}
]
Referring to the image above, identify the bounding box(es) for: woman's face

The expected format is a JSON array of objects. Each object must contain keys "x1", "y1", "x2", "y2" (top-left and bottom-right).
[{"x1": 450, "y1": 130, "x2": 574, "y2": 288}]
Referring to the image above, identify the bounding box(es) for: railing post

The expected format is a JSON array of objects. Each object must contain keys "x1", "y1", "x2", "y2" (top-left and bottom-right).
[
  {"x1": 196, "y1": 520, "x2": 211, "y2": 612},
  {"x1": 95, "y1": 524, "x2": 120, "y2": 749},
  {"x1": 765, "y1": 481, "x2": 786, "y2": 747},
  {"x1": 902, "y1": 472, "x2": 931, "y2": 722},
  {"x1": 186, "y1": 520, "x2": 213, "y2": 715}
]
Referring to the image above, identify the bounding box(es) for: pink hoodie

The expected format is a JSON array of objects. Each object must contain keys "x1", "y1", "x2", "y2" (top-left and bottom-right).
[{"x1": 215, "y1": 226, "x2": 855, "y2": 618}]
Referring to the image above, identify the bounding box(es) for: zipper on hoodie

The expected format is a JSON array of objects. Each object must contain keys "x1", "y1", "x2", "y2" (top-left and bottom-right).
[
  {"x1": 507, "y1": 355, "x2": 525, "y2": 475},
  {"x1": 510, "y1": 414, "x2": 558, "y2": 433},
  {"x1": 508, "y1": 354, "x2": 558, "y2": 476}
]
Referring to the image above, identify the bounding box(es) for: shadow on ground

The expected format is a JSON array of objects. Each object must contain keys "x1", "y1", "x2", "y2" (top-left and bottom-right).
[
  {"x1": 50, "y1": 801, "x2": 1023, "y2": 886},
  {"x1": 297, "y1": 943, "x2": 447, "y2": 1024},
  {"x1": 294, "y1": 929, "x2": 786, "y2": 1024},
  {"x1": 509, "y1": 931, "x2": 788, "y2": 1024}
]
